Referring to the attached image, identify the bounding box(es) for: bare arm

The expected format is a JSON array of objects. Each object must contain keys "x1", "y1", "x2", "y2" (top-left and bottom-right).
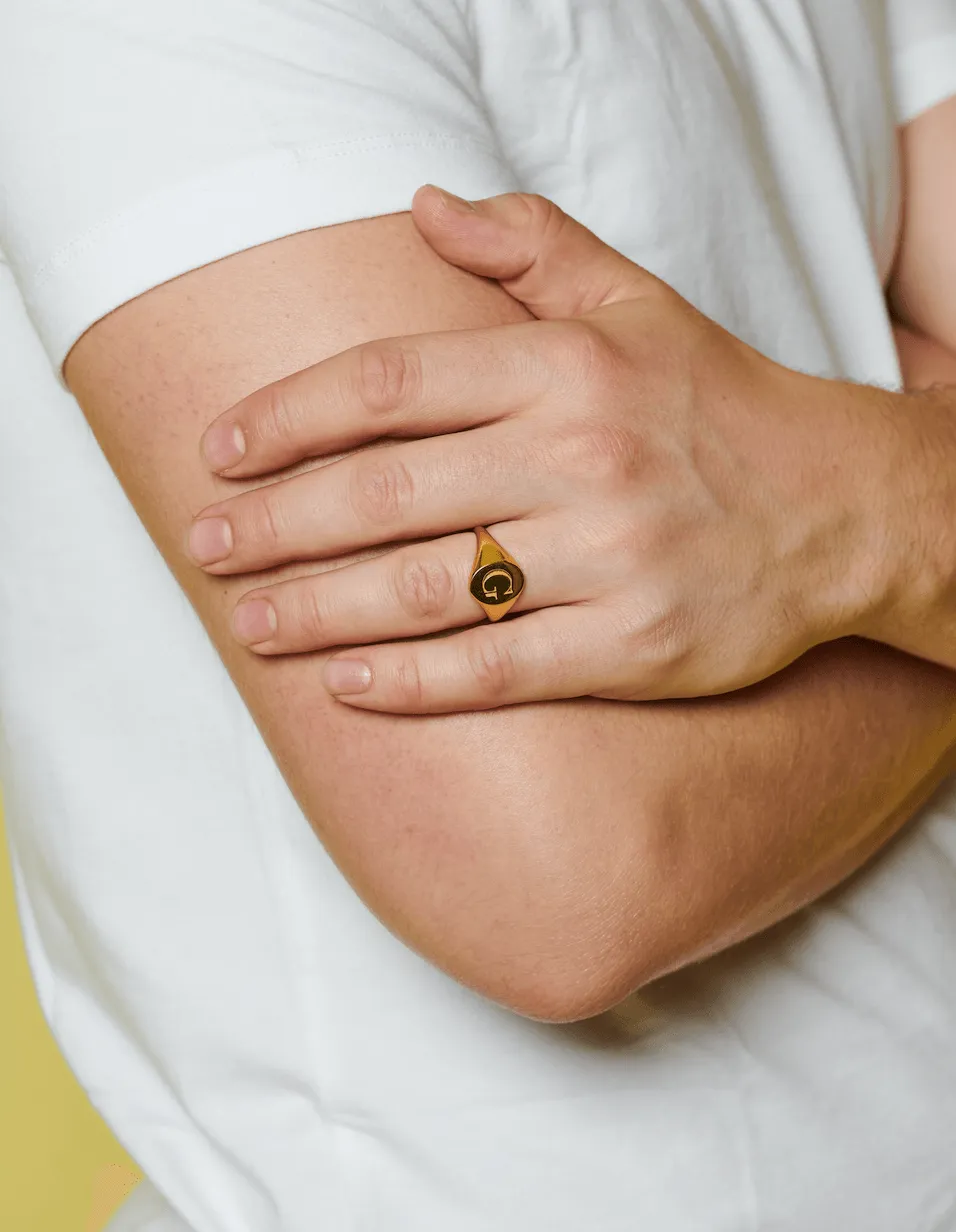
[
  {"x1": 893, "y1": 321, "x2": 956, "y2": 388},
  {"x1": 822, "y1": 96, "x2": 956, "y2": 673},
  {"x1": 890, "y1": 96, "x2": 956, "y2": 357},
  {"x1": 65, "y1": 211, "x2": 956, "y2": 1024}
]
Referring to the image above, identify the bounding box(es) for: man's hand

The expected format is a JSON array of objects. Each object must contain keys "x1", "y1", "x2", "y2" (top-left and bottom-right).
[{"x1": 184, "y1": 187, "x2": 907, "y2": 713}]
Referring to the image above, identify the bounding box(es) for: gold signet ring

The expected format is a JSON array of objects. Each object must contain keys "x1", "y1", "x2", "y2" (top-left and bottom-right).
[{"x1": 469, "y1": 527, "x2": 526, "y2": 622}]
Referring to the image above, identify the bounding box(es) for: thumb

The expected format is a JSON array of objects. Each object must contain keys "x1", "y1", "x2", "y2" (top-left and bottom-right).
[{"x1": 411, "y1": 185, "x2": 660, "y2": 320}]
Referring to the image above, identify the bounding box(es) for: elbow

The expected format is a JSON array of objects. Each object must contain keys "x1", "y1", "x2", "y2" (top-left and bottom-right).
[
  {"x1": 467, "y1": 921, "x2": 669, "y2": 1026},
  {"x1": 493, "y1": 908, "x2": 710, "y2": 1025},
  {"x1": 441, "y1": 826, "x2": 678, "y2": 1025},
  {"x1": 501, "y1": 965, "x2": 658, "y2": 1026},
  {"x1": 361, "y1": 761, "x2": 689, "y2": 1024}
]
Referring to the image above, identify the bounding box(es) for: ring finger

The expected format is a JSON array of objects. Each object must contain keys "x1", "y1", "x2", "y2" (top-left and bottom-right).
[{"x1": 229, "y1": 518, "x2": 602, "y2": 653}]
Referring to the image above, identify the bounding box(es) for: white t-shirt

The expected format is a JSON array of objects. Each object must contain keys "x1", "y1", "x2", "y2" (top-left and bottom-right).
[{"x1": 2, "y1": 3, "x2": 956, "y2": 1229}]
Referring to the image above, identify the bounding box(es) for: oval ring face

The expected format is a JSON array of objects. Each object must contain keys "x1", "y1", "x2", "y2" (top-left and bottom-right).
[{"x1": 470, "y1": 561, "x2": 525, "y2": 606}]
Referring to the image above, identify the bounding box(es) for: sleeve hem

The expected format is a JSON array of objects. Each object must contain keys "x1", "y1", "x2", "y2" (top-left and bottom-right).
[
  {"x1": 22, "y1": 134, "x2": 519, "y2": 390},
  {"x1": 893, "y1": 32, "x2": 956, "y2": 125}
]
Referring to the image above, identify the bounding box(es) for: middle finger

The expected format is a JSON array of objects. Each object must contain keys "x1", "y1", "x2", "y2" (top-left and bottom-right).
[{"x1": 185, "y1": 424, "x2": 551, "y2": 574}]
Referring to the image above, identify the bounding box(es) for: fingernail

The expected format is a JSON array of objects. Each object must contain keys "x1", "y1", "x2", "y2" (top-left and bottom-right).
[
  {"x1": 187, "y1": 516, "x2": 233, "y2": 565},
  {"x1": 435, "y1": 187, "x2": 476, "y2": 214},
  {"x1": 323, "y1": 658, "x2": 372, "y2": 695},
  {"x1": 232, "y1": 598, "x2": 277, "y2": 645},
  {"x1": 202, "y1": 423, "x2": 246, "y2": 471}
]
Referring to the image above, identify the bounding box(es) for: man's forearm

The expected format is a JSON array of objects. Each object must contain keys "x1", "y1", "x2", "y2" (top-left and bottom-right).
[
  {"x1": 572, "y1": 324, "x2": 956, "y2": 1016},
  {"x1": 846, "y1": 356, "x2": 956, "y2": 674},
  {"x1": 530, "y1": 634, "x2": 956, "y2": 1018}
]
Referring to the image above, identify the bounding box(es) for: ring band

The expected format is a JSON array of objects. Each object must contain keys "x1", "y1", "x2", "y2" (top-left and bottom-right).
[{"x1": 469, "y1": 526, "x2": 526, "y2": 622}]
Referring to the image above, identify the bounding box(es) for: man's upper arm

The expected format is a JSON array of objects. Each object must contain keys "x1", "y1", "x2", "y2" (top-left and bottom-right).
[
  {"x1": 890, "y1": 95, "x2": 956, "y2": 349},
  {"x1": 63, "y1": 217, "x2": 956, "y2": 1024}
]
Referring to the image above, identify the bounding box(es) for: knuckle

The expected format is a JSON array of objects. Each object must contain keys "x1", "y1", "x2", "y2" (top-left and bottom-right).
[
  {"x1": 619, "y1": 596, "x2": 690, "y2": 674},
  {"x1": 256, "y1": 487, "x2": 290, "y2": 550},
  {"x1": 349, "y1": 456, "x2": 416, "y2": 525},
  {"x1": 466, "y1": 637, "x2": 519, "y2": 700},
  {"x1": 558, "y1": 418, "x2": 642, "y2": 486},
  {"x1": 258, "y1": 380, "x2": 301, "y2": 447},
  {"x1": 511, "y1": 191, "x2": 556, "y2": 233},
  {"x1": 392, "y1": 654, "x2": 428, "y2": 708},
  {"x1": 588, "y1": 509, "x2": 640, "y2": 570},
  {"x1": 553, "y1": 318, "x2": 618, "y2": 393},
  {"x1": 394, "y1": 555, "x2": 456, "y2": 620},
  {"x1": 355, "y1": 341, "x2": 421, "y2": 416},
  {"x1": 298, "y1": 583, "x2": 330, "y2": 643}
]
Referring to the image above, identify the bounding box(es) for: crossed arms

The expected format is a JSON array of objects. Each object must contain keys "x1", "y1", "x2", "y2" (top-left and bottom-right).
[{"x1": 62, "y1": 99, "x2": 956, "y2": 1023}]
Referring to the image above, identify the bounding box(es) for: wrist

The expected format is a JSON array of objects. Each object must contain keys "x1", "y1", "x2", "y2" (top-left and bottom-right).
[
  {"x1": 847, "y1": 383, "x2": 956, "y2": 662},
  {"x1": 766, "y1": 369, "x2": 902, "y2": 647}
]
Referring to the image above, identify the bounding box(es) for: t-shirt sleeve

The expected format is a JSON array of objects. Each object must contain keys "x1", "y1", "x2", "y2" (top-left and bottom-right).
[
  {"x1": 0, "y1": 0, "x2": 519, "y2": 388},
  {"x1": 887, "y1": 0, "x2": 956, "y2": 125}
]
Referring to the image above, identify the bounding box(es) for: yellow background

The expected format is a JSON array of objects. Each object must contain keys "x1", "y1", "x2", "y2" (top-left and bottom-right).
[{"x1": 0, "y1": 795, "x2": 143, "y2": 1231}]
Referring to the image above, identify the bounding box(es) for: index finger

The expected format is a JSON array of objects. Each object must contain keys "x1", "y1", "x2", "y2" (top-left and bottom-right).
[{"x1": 197, "y1": 317, "x2": 585, "y2": 478}]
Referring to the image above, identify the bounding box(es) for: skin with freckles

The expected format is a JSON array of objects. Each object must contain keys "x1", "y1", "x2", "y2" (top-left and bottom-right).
[
  {"x1": 64, "y1": 99, "x2": 956, "y2": 1020},
  {"x1": 185, "y1": 185, "x2": 954, "y2": 715}
]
